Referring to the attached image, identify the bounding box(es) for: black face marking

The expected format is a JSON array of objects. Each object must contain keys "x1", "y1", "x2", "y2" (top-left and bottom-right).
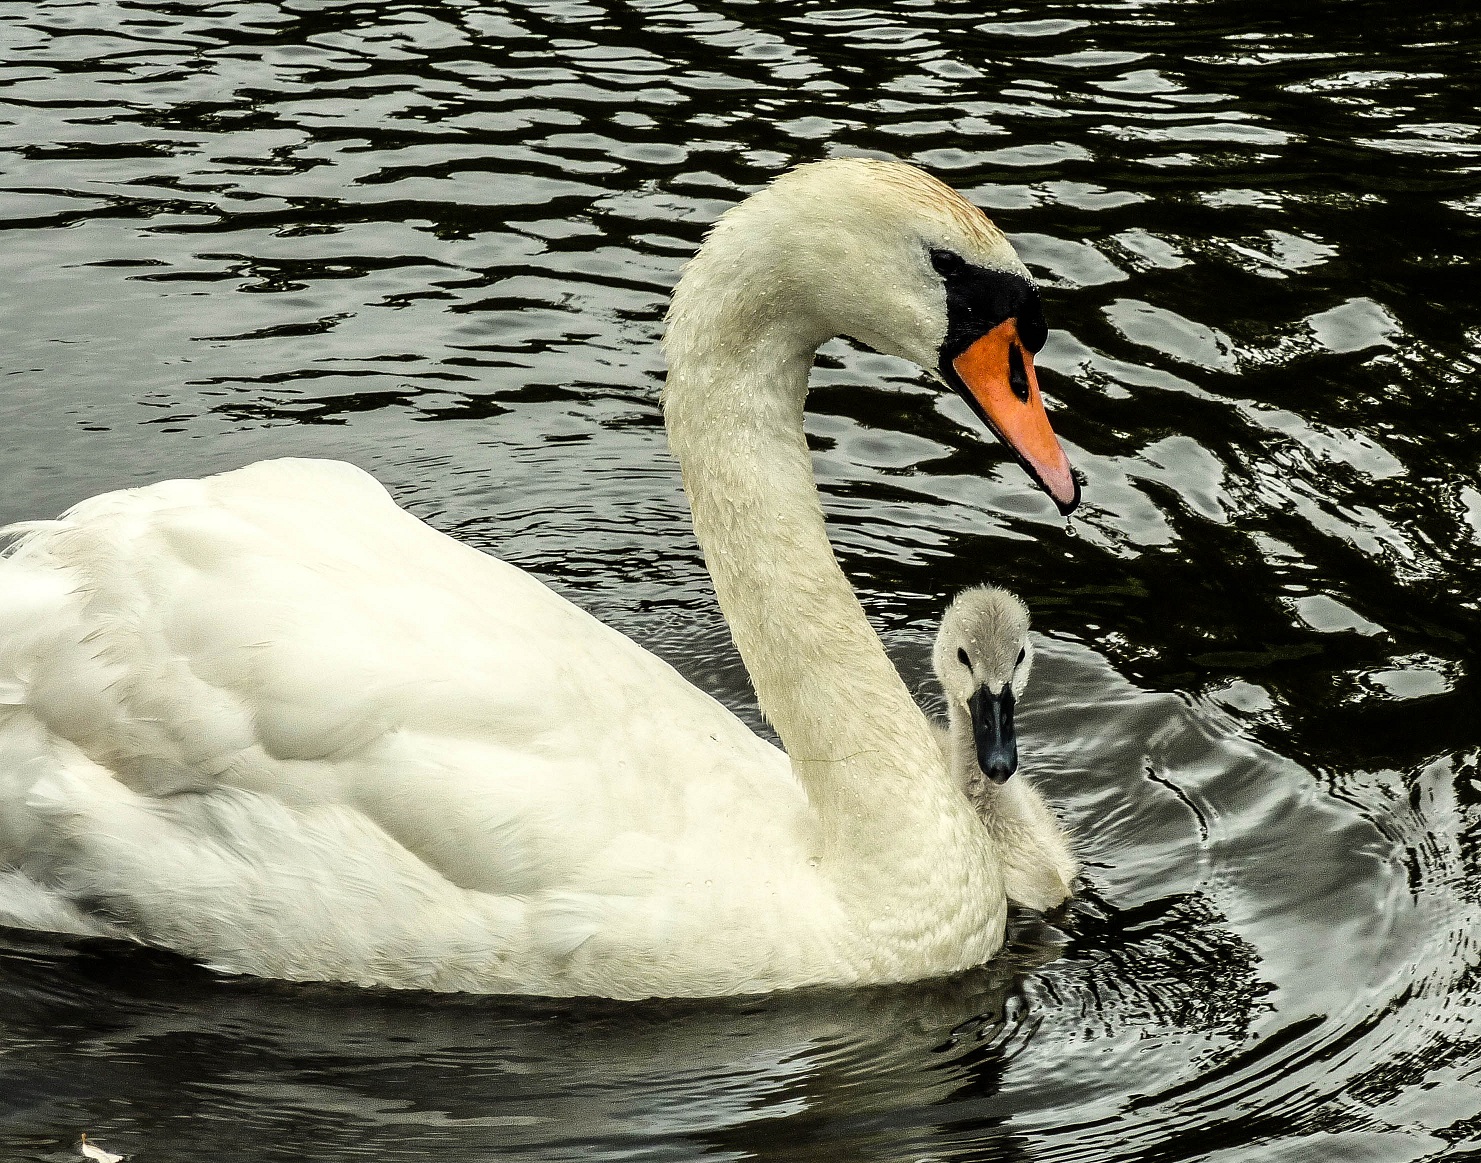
[
  {"x1": 957, "y1": 647, "x2": 970, "y2": 668},
  {"x1": 1016, "y1": 647, "x2": 1026, "y2": 667},
  {"x1": 929, "y1": 248, "x2": 1046, "y2": 367},
  {"x1": 927, "y1": 246, "x2": 1077, "y2": 516}
]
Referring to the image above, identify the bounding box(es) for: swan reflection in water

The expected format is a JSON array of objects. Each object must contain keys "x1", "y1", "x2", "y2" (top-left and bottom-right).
[{"x1": 0, "y1": 922, "x2": 1056, "y2": 1163}]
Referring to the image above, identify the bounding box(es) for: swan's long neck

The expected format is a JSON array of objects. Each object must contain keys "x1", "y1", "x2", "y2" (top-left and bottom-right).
[{"x1": 663, "y1": 252, "x2": 964, "y2": 860}]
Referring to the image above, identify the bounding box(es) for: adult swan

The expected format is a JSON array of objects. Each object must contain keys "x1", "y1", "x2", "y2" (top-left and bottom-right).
[{"x1": 0, "y1": 159, "x2": 1080, "y2": 998}]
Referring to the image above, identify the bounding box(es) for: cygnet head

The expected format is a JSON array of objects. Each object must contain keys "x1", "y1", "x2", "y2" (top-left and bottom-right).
[
  {"x1": 933, "y1": 586, "x2": 1034, "y2": 785},
  {"x1": 664, "y1": 158, "x2": 1079, "y2": 514}
]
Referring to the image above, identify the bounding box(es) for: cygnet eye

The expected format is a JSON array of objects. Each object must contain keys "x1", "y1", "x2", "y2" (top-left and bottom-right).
[
  {"x1": 1015, "y1": 647, "x2": 1026, "y2": 667},
  {"x1": 957, "y1": 647, "x2": 970, "y2": 668}
]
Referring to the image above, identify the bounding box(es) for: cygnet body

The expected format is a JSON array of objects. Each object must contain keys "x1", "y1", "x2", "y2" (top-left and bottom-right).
[{"x1": 932, "y1": 587, "x2": 1077, "y2": 913}]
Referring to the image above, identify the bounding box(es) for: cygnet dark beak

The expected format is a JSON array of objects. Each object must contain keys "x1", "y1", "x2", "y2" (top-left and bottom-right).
[{"x1": 968, "y1": 683, "x2": 1017, "y2": 784}]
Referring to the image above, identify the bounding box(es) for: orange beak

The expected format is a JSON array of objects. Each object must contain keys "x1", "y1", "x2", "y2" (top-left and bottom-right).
[{"x1": 949, "y1": 320, "x2": 1080, "y2": 514}]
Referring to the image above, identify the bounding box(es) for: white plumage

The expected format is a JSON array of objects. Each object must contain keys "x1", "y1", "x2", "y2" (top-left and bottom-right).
[{"x1": 0, "y1": 159, "x2": 1076, "y2": 998}]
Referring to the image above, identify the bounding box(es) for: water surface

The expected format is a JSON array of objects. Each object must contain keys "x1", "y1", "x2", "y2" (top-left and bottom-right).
[{"x1": 2, "y1": 1, "x2": 1480, "y2": 1160}]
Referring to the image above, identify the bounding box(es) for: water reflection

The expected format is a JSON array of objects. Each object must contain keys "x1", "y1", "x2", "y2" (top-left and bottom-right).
[
  {"x1": 2, "y1": 0, "x2": 1480, "y2": 1159},
  {"x1": 1, "y1": 928, "x2": 1035, "y2": 1163}
]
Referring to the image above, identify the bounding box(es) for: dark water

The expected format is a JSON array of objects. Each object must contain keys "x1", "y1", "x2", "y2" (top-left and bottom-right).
[{"x1": 2, "y1": 0, "x2": 1480, "y2": 1159}]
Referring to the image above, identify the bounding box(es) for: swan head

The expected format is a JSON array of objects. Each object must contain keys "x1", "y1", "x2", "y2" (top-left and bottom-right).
[
  {"x1": 933, "y1": 586, "x2": 1034, "y2": 784},
  {"x1": 665, "y1": 158, "x2": 1080, "y2": 514}
]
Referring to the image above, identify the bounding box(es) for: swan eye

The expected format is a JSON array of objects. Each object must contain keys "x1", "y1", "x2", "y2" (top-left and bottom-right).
[
  {"x1": 931, "y1": 249, "x2": 967, "y2": 278},
  {"x1": 1015, "y1": 647, "x2": 1026, "y2": 667},
  {"x1": 957, "y1": 647, "x2": 970, "y2": 668}
]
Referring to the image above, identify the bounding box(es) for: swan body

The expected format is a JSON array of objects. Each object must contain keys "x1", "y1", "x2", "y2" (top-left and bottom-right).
[
  {"x1": 931, "y1": 587, "x2": 1077, "y2": 913},
  {"x1": 0, "y1": 159, "x2": 1080, "y2": 998}
]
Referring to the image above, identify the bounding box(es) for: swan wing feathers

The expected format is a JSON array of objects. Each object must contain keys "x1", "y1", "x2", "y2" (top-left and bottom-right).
[{"x1": 0, "y1": 459, "x2": 804, "y2": 981}]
